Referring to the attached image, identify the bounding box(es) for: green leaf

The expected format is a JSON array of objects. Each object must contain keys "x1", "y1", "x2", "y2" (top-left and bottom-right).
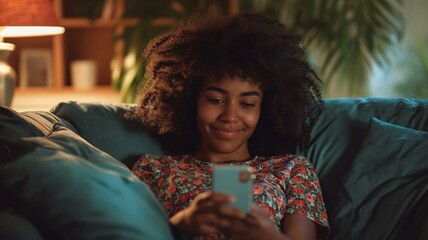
[{"x1": 255, "y1": 0, "x2": 404, "y2": 96}]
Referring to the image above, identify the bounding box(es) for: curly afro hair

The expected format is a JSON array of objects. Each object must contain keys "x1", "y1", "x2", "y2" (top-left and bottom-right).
[{"x1": 132, "y1": 12, "x2": 323, "y2": 156}]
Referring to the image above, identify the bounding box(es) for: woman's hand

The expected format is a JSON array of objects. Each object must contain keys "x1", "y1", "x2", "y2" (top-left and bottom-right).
[
  {"x1": 170, "y1": 193, "x2": 286, "y2": 239},
  {"x1": 169, "y1": 191, "x2": 246, "y2": 237},
  {"x1": 221, "y1": 205, "x2": 287, "y2": 240},
  {"x1": 223, "y1": 207, "x2": 317, "y2": 240}
]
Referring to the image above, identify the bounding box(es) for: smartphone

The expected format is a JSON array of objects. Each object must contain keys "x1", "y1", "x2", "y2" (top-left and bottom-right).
[{"x1": 213, "y1": 165, "x2": 253, "y2": 213}]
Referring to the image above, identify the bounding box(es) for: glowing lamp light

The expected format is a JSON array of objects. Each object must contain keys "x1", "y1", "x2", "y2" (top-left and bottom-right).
[{"x1": 0, "y1": 0, "x2": 65, "y2": 106}]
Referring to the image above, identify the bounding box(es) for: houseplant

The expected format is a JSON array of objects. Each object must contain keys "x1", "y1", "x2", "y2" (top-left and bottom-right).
[
  {"x1": 80, "y1": 0, "x2": 405, "y2": 101},
  {"x1": 250, "y1": 0, "x2": 405, "y2": 97}
]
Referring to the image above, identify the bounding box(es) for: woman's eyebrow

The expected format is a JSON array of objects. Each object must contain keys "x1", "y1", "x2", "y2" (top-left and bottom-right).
[
  {"x1": 205, "y1": 87, "x2": 261, "y2": 97},
  {"x1": 205, "y1": 86, "x2": 227, "y2": 94},
  {"x1": 241, "y1": 91, "x2": 261, "y2": 97}
]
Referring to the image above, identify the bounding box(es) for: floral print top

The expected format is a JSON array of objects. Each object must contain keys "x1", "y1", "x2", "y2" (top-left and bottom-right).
[{"x1": 132, "y1": 154, "x2": 330, "y2": 240}]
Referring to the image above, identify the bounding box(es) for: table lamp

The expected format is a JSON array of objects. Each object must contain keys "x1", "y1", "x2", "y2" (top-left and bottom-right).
[{"x1": 0, "y1": 0, "x2": 65, "y2": 107}]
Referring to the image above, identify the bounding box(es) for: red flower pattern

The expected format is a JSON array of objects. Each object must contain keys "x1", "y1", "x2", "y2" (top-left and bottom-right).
[
  {"x1": 293, "y1": 187, "x2": 305, "y2": 195},
  {"x1": 253, "y1": 184, "x2": 264, "y2": 194},
  {"x1": 132, "y1": 154, "x2": 330, "y2": 240}
]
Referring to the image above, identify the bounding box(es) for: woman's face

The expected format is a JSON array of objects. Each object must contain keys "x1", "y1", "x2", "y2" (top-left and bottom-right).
[{"x1": 195, "y1": 75, "x2": 263, "y2": 163}]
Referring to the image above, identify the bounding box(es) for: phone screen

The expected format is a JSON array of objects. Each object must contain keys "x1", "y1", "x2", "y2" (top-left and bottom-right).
[{"x1": 213, "y1": 165, "x2": 253, "y2": 213}]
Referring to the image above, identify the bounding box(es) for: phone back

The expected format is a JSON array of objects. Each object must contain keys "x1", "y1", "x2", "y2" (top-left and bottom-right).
[{"x1": 213, "y1": 165, "x2": 253, "y2": 213}]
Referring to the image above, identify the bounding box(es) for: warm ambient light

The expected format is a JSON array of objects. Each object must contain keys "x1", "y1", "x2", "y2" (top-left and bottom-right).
[
  {"x1": 0, "y1": 26, "x2": 64, "y2": 38},
  {"x1": 0, "y1": 0, "x2": 65, "y2": 39},
  {"x1": 0, "y1": 0, "x2": 65, "y2": 107},
  {"x1": 0, "y1": 42, "x2": 14, "y2": 51}
]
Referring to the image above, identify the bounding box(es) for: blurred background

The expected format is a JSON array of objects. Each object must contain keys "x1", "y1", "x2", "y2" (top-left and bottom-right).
[
  {"x1": 3, "y1": 0, "x2": 427, "y2": 112},
  {"x1": 98, "y1": 0, "x2": 428, "y2": 101}
]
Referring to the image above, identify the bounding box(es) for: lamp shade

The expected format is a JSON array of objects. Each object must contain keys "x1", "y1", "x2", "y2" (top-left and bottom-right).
[{"x1": 0, "y1": 0, "x2": 64, "y2": 38}]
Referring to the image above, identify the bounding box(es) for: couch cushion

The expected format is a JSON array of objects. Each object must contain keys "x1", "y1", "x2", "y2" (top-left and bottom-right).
[
  {"x1": 329, "y1": 117, "x2": 428, "y2": 240},
  {"x1": 305, "y1": 98, "x2": 428, "y2": 216},
  {"x1": 308, "y1": 98, "x2": 428, "y2": 176},
  {"x1": 0, "y1": 211, "x2": 43, "y2": 240},
  {"x1": 51, "y1": 101, "x2": 164, "y2": 163},
  {"x1": 0, "y1": 123, "x2": 174, "y2": 240},
  {"x1": 0, "y1": 106, "x2": 78, "y2": 142},
  {"x1": 305, "y1": 98, "x2": 428, "y2": 240},
  {"x1": 0, "y1": 107, "x2": 44, "y2": 139}
]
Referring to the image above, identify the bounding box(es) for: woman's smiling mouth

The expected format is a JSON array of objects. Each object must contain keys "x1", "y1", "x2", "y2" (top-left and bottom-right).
[{"x1": 211, "y1": 127, "x2": 242, "y2": 139}]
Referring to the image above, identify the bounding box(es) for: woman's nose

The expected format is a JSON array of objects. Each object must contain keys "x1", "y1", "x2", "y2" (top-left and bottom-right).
[{"x1": 219, "y1": 103, "x2": 239, "y2": 122}]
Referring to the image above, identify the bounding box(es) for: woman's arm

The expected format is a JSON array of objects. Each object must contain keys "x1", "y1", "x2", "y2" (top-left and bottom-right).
[
  {"x1": 223, "y1": 206, "x2": 316, "y2": 240},
  {"x1": 282, "y1": 157, "x2": 330, "y2": 239},
  {"x1": 283, "y1": 214, "x2": 316, "y2": 240}
]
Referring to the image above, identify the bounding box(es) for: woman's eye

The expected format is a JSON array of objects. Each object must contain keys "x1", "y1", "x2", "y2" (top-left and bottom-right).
[
  {"x1": 241, "y1": 102, "x2": 256, "y2": 108},
  {"x1": 208, "y1": 98, "x2": 224, "y2": 105}
]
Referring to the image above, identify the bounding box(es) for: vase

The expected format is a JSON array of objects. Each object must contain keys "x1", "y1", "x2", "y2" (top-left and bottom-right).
[
  {"x1": 70, "y1": 60, "x2": 97, "y2": 90},
  {"x1": 0, "y1": 42, "x2": 16, "y2": 107}
]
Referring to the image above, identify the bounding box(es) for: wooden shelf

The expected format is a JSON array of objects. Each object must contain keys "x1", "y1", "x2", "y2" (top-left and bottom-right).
[
  {"x1": 8, "y1": 0, "x2": 134, "y2": 89},
  {"x1": 12, "y1": 86, "x2": 121, "y2": 112},
  {"x1": 7, "y1": 0, "x2": 134, "y2": 107},
  {"x1": 59, "y1": 18, "x2": 139, "y2": 28}
]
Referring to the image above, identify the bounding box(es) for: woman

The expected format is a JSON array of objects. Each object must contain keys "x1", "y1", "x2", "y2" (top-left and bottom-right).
[{"x1": 131, "y1": 12, "x2": 330, "y2": 240}]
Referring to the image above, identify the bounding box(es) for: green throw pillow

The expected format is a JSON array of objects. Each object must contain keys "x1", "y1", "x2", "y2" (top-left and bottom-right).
[
  {"x1": 330, "y1": 117, "x2": 428, "y2": 240},
  {"x1": 0, "y1": 123, "x2": 174, "y2": 240},
  {"x1": 51, "y1": 101, "x2": 164, "y2": 163},
  {"x1": 0, "y1": 107, "x2": 43, "y2": 139}
]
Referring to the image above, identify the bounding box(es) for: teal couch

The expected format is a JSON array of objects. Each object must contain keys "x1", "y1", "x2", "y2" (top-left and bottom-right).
[{"x1": 1, "y1": 98, "x2": 427, "y2": 240}]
